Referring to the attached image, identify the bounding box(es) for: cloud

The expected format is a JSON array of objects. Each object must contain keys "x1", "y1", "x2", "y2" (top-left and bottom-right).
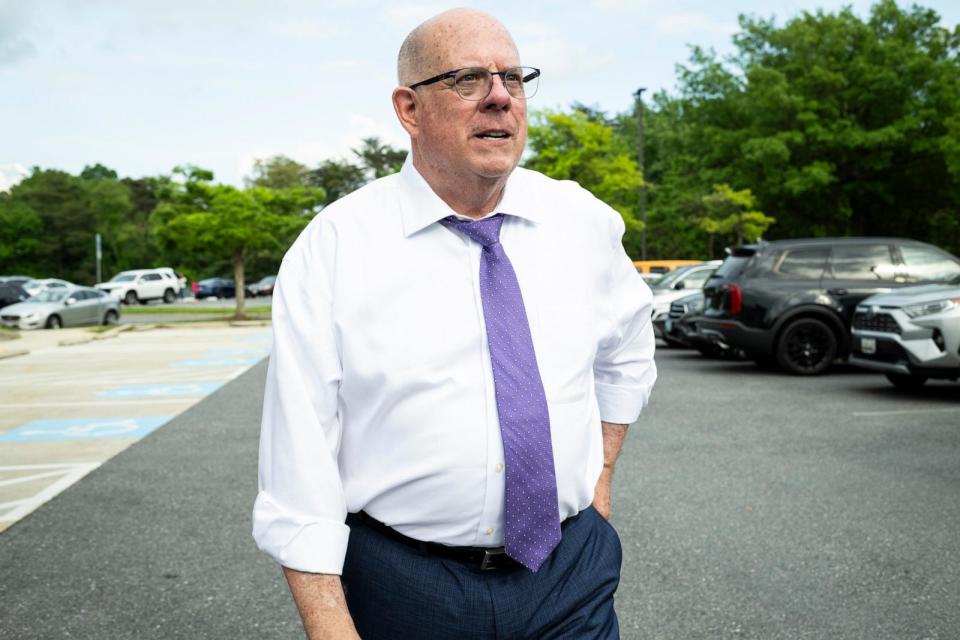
[
  {"x1": 0, "y1": 39, "x2": 37, "y2": 65},
  {"x1": 656, "y1": 12, "x2": 740, "y2": 37},
  {"x1": 0, "y1": 163, "x2": 28, "y2": 192},
  {"x1": 0, "y1": 3, "x2": 38, "y2": 66}
]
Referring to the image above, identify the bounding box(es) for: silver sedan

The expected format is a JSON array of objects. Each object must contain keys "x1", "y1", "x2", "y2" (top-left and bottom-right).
[{"x1": 0, "y1": 287, "x2": 121, "y2": 330}]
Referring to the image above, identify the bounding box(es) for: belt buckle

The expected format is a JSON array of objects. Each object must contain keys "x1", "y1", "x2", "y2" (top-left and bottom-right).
[{"x1": 480, "y1": 548, "x2": 506, "y2": 571}]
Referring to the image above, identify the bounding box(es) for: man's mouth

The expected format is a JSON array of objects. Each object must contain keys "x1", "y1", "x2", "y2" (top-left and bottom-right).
[{"x1": 475, "y1": 130, "x2": 511, "y2": 140}]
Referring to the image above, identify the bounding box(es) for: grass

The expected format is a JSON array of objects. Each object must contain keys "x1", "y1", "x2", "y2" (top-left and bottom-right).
[{"x1": 120, "y1": 305, "x2": 271, "y2": 315}]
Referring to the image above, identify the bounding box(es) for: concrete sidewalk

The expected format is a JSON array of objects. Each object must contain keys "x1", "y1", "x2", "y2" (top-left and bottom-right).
[{"x1": 0, "y1": 361, "x2": 302, "y2": 639}]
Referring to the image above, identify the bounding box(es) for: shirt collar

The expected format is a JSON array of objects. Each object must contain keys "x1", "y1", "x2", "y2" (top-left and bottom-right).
[{"x1": 397, "y1": 155, "x2": 545, "y2": 237}]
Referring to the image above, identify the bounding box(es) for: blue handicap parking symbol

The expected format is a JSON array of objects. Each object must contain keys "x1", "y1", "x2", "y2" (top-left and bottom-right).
[
  {"x1": 98, "y1": 383, "x2": 223, "y2": 399},
  {"x1": 0, "y1": 416, "x2": 172, "y2": 442}
]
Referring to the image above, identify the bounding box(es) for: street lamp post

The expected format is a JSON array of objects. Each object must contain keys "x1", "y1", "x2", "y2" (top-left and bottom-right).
[{"x1": 634, "y1": 87, "x2": 647, "y2": 260}]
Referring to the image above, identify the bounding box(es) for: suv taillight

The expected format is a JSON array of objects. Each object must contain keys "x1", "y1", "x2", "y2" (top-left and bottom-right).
[{"x1": 724, "y1": 284, "x2": 742, "y2": 315}]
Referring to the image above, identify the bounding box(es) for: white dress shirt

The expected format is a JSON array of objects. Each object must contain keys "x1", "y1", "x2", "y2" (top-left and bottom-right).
[{"x1": 253, "y1": 158, "x2": 657, "y2": 574}]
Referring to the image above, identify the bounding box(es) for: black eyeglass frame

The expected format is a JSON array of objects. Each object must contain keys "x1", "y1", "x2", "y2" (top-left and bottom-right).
[{"x1": 408, "y1": 66, "x2": 541, "y2": 100}]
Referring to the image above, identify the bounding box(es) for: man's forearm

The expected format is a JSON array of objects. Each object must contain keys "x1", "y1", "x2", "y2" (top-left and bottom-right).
[
  {"x1": 593, "y1": 421, "x2": 629, "y2": 518},
  {"x1": 282, "y1": 567, "x2": 360, "y2": 640}
]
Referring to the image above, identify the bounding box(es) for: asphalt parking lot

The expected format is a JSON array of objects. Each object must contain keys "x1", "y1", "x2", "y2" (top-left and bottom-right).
[
  {"x1": 0, "y1": 338, "x2": 957, "y2": 639},
  {"x1": 0, "y1": 323, "x2": 271, "y2": 532}
]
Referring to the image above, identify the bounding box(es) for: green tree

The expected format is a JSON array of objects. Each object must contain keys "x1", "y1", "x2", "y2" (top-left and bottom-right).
[
  {"x1": 5, "y1": 169, "x2": 96, "y2": 283},
  {"x1": 306, "y1": 159, "x2": 368, "y2": 206},
  {"x1": 700, "y1": 184, "x2": 776, "y2": 253},
  {"x1": 0, "y1": 198, "x2": 43, "y2": 275},
  {"x1": 525, "y1": 109, "x2": 646, "y2": 257},
  {"x1": 152, "y1": 168, "x2": 324, "y2": 317},
  {"x1": 246, "y1": 156, "x2": 310, "y2": 190},
  {"x1": 639, "y1": 0, "x2": 960, "y2": 255},
  {"x1": 353, "y1": 137, "x2": 407, "y2": 178}
]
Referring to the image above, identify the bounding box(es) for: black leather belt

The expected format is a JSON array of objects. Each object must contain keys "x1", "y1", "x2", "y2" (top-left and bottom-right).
[
  {"x1": 349, "y1": 511, "x2": 520, "y2": 571},
  {"x1": 350, "y1": 510, "x2": 583, "y2": 572}
]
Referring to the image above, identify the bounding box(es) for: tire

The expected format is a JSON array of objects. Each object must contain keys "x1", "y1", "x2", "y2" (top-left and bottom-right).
[
  {"x1": 102, "y1": 310, "x2": 119, "y2": 326},
  {"x1": 163, "y1": 288, "x2": 176, "y2": 304},
  {"x1": 124, "y1": 291, "x2": 138, "y2": 305},
  {"x1": 885, "y1": 373, "x2": 928, "y2": 389},
  {"x1": 45, "y1": 315, "x2": 62, "y2": 330},
  {"x1": 775, "y1": 318, "x2": 838, "y2": 375}
]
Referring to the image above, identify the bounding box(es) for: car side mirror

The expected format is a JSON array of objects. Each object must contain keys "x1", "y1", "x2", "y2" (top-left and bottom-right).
[
  {"x1": 674, "y1": 281, "x2": 686, "y2": 290},
  {"x1": 65, "y1": 298, "x2": 76, "y2": 306}
]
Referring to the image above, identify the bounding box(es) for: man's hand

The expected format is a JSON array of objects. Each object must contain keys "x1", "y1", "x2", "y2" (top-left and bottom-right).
[
  {"x1": 592, "y1": 421, "x2": 628, "y2": 519},
  {"x1": 283, "y1": 567, "x2": 361, "y2": 640}
]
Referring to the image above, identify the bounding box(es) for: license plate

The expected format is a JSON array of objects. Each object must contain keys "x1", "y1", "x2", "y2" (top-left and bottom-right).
[{"x1": 860, "y1": 337, "x2": 876, "y2": 354}]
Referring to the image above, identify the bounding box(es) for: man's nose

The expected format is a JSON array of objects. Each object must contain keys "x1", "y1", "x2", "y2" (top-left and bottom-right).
[{"x1": 481, "y1": 74, "x2": 512, "y2": 110}]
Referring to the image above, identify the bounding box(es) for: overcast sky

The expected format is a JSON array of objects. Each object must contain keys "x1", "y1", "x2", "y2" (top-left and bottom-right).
[{"x1": 2, "y1": 0, "x2": 958, "y2": 189}]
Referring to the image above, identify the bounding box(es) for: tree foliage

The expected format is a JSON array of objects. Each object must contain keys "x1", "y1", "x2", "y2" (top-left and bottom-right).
[
  {"x1": 152, "y1": 168, "x2": 324, "y2": 317},
  {"x1": 525, "y1": 108, "x2": 646, "y2": 257}
]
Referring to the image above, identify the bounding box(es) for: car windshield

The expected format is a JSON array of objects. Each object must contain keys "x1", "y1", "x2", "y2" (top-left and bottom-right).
[
  {"x1": 110, "y1": 274, "x2": 136, "y2": 282},
  {"x1": 950, "y1": 273, "x2": 960, "y2": 285},
  {"x1": 29, "y1": 290, "x2": 68, "y2": 303},
  {"x1": 711, "y1": 255, "x2": 753, "y2": 279},
  {"x1": 651, "y1": 266, "x2": 698, "y2": 290}
]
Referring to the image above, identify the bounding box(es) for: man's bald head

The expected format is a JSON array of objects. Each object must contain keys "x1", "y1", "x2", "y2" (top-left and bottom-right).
[{"x1": 397, "y1": 8, "x2": 519, "y2": 86}]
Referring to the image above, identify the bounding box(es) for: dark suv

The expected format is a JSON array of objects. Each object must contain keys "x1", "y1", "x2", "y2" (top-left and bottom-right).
[{"x1": 699, "y1": 238, "x2": 960, "y2": 375}]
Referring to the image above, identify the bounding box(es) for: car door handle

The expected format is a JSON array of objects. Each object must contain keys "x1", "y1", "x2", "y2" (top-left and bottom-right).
[{"x1": 828, "y1": 288, "x2": 848, "y2": 296}]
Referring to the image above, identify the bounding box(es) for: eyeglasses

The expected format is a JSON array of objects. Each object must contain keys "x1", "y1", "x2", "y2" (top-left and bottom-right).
[{"x1": 408, "y1": 66, "x2": 541, "y2": 101}]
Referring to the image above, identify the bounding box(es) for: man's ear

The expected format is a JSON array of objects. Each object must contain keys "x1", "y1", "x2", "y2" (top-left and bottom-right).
[{"x1": 392, "y1": 87, "x2": 420, "y2": 138}]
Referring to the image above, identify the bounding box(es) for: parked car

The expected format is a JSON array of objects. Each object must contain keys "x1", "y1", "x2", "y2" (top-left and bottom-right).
[
  {"x1": 196, "y1": 278, "x2": 236, "y2": 299},
  {"x1": 848, "y1": 277, "x2": 960, "y2": 388},
  {"x1": 700, "y1": 237, "x2": 960, "y2": 375},
  {"x1": 0, "y1": 287, "x2": 121, "y2": 330},
  {"x1": 23, "y1": 278, "x2": 74, "y2": 297},
  {"x1": 96, "y1": 268, "x2": 181, "y2": 305},
  {"x1": 0, "y1": 283, "x2": 29, "y2": 310},
  {"x1": 634, "y1": 259, "x2": 703, "y2": 276},
  {"x1": 248, "y1": 275, "x2": 276, "y2": 297},
  {"x1": 650, "y1": 261, "x2": 722, "y2": 339},
  {"x1": 660, "y1": 249, "x2": 756, "y2": 356},
  {"x1": 0, "y1": 275, "x2": 33, "y2": 286}
]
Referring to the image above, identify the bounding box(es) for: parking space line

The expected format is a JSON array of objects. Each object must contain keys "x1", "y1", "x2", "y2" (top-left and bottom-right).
[
  {"x1": 851, "y1": 407, "x2": 960, "y2": 417},
  {"x1": 3, "y1": 399, "x2": 196, "y2": 408},
  {"x1": 0, "y1": 462, "x2": 101, "y2": 522}
]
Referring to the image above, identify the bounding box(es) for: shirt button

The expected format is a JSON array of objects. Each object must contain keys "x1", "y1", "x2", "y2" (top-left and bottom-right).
[
  {"x1": 495, "y1": 463, "x2": 504, "y2": 473},
  {"x1": 485, "y1": 527, "x2": 495, "y2": 535}
]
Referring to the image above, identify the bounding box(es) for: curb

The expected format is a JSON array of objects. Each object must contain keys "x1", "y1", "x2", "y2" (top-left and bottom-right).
[{"x1": 0, "y1": 348, "x2": 29, "y2": 360}]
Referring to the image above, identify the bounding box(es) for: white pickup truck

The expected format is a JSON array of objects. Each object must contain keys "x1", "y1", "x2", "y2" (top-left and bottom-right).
[{"x1": 96, "y1": 268, "x2": 181, "y2": 305}]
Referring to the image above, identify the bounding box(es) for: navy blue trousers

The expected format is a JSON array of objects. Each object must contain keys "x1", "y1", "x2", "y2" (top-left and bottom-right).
[{"x1": 341, "y1": 506, "x2": 622, "y2": 639}]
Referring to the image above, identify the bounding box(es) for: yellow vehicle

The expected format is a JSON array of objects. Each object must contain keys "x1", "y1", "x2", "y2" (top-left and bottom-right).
[{"x1": 633, "y1": 259, "x2": 703, "y2": 275}]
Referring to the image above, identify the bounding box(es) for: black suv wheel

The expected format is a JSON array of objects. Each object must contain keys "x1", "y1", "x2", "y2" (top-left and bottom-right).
[{"x1": 775, "y1": 318, "x2": 837, "y2": 375}]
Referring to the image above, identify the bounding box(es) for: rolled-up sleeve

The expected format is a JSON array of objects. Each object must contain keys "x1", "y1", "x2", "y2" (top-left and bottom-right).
[
  {"x1": 252, "y1": 216, "x2": 350, "y2": 574},
  {"x1": 593, "y1": 210, "x2": 657, "y2": 425}
]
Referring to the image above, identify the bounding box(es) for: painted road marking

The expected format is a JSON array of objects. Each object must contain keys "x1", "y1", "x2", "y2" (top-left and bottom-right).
[
  {"x1": 205, "y1": 348, "x2": 270, "y2": 356},
  {"x1": 0, "y1": 463, "x2": 101, "y2": 523},
  {"x1": 851, "y1": 407, "x2": 960, "y2": 417},
  {"x1": 175, "y1": 357, "x2": 262, "y2": 367},
  {"x1": 0, "y1": 416, "x2": 172, "y2": 442},
  {"x1": 3, "y1": 399, "x2": 194, "y2": 408},
  {"x1": 98, "y1": 382, "x2": 223, "y2": 398}
]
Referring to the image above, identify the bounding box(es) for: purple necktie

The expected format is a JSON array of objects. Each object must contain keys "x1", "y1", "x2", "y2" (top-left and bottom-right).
[{"x1": 441, "y1": 214, "x2": 561, "y2": 572}]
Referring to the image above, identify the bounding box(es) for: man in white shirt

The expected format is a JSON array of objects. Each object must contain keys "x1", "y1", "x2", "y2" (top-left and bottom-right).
[{"x1": 253, "y1": 8, "x2": 656, "y2": 639}]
